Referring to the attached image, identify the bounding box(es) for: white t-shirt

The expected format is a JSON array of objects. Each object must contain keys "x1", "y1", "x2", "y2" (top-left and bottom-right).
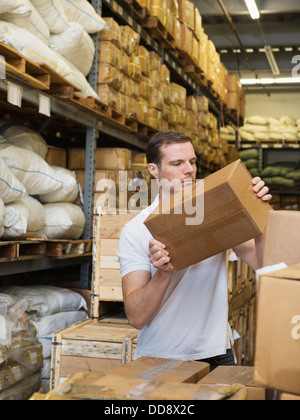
[{"x1": 118, "y1": 196, "x2": 233, "y2": 361}]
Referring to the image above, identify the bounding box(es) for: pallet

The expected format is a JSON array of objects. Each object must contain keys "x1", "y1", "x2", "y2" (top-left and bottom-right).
[
  {"x1": 25, "y1": 238, "x2": 92, "y2": 259},
  {"x1": 137, "y1": 121, "x2": 159, "y2": 138},
  {"x1": 40, "y1": 64, "x2": 138, "y2": 133},
  {"x1": 141, "y1": 16, "x2": 176, "y2": 51},
  {"x1": 0, "y1": 240, "x2": 46, "y2": 262},
  {"x1": 0, "y1": 238, "x2": 92, "y2": 262},
  {"x1": 122, "y1": 0, "x2": 147, "y2": 21},
  {"x1": 40, "y1": 63, "x2": 81, "y2": 98},
  {"x1": 0, "y1": 42, "x2": 50, "y2": 91},
  {"x1": 50, "y1": 318, "x2": 138, "y2": 390}
]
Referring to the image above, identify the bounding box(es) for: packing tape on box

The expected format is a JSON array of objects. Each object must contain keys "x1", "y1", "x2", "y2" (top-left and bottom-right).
[{"x1": 150, "y1": 5, "x2": 167, "y2": 26}]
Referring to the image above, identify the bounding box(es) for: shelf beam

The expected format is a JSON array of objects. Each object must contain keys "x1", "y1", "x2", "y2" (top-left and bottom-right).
[
  {"x1": 0, "y1": 79, "x2": 97, "y2": 129},
  {"x1": 0, "y1": 256, "x2": 91, "y2": 276}
]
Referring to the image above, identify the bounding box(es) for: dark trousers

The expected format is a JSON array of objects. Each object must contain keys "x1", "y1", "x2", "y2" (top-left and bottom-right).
[{"x1": 196, "y1": 348, "x2": 235, "y2": 372}]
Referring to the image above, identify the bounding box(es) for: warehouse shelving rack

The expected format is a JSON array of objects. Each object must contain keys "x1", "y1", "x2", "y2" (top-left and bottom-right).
[
  {"x1": 239, "y1": 143, "x2": 300, "y2": 197},
  {"x1": 0, "y1": 0, "x2": 241, "y2": 289}
]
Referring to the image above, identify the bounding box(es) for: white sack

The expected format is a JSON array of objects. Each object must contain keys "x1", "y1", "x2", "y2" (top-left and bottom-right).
[
  {"x1": 4, "y1": 195, "x2": 45, "y2": 238},
  {"x1": 242, "y1": 124, "x2": 269, "y2": 134},
  {"x1": 0, "y1": 285, "x2": 87, "y2": 318},
  {"x1": 0, "y1": 144, "x2": 62, "y2": 195},
  {"x1": 60, "y1": 0, "x2": 107, "y2": 33},
  {"x1": 30, "y1": 0, "x2": 69, "y2": 33},
  {"x1": 0, "y1": 21, "x2": 72, "y2": 78},
  {"x1": 0, "y1": 0, "x2": 24, "y2": 14},
  {"x1": 63, "y1": 56, "x2": 99, "y2": 98},
  {"x1": 42, "y1": 202, "x2": 85, "y2": 239},
  {"x1": 245, "y1": 115, "x2": 268, "y2": 126},
  {"x1": 39, "y1": 166, "x2": 78, "y2": 203},
  {"x1": 269, "y1": 132, "x2": 284, "y2": 141},
  {"x1": 255, "y1": 132, "x2": 270, "y2": 141},
  {"x1": 267, "y1": 117, "x2": 280, "y2": 125},
  {"x1": 31, "y1": 310, "x2": 88, "y2": 357},
  {"x1": 0, "y1": 157, "x2": 26, "y2": 203},
  {"x1": 280, "y1": 115, "x2": 296, "y2": 126},
  {"x1": 0, "y1": 0, "x2": 50, "y2": 45},
  {"x1": 0, "y1": 121, "x2": 48, "y2": 159},
  {"x1": 0, "y1": 197, "x2": 5, "y2": 238},
  {"x1": 239, "y1": 130, "x2": 255, "y2": 141},
  {"x1": 50, "y1": 22, "x2": 95, "y2": 76}
]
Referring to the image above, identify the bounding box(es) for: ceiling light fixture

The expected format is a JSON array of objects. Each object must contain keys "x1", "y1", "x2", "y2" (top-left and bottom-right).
[
  {"x1": 264, "y1": 45, "x2": 280, "y2": 76},
  {"x1": 244, "y1": 0, "x2": 260, "y2": 19},
  {"x1": 241, "y1": 77, "x2": 300, "y2": 85}
]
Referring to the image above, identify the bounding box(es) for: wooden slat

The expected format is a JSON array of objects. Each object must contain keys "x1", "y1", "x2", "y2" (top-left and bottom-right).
[
  {"x1": 0, "y1": 43, "x2": 50, "y2": 90},
  {"x1": 50, "y1": 319, "x2": 138, "y2": 390}
]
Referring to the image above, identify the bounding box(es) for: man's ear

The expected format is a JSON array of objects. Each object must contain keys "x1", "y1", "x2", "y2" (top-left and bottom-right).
[{"x1": 148, "y1": 163, "x2": 159, "y2": 179}]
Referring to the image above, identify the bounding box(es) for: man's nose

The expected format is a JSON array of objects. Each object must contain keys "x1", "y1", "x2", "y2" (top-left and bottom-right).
[{"x1": 184, "y1": 162, "x2": 194, "y2": 173}]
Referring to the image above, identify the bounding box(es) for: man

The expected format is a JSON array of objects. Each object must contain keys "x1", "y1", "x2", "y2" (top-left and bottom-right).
[{"x1": 118, "y1": 131, "x2": 271, "y2": 370}]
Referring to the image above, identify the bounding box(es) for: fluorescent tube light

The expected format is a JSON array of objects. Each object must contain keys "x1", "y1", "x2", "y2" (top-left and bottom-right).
[
  {"x1": 244, "y1": 0, "x2": 260, "y2": 19},
  {"x1": 264, "y1": 45, "x2": 280, "y2": 76},
  {"x1": 241, "y1": 77, "x2": 300, "y2": 85}
]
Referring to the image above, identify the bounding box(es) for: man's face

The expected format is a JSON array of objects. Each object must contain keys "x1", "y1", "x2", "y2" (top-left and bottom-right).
[{"x1": 149, "y1": 142, "x2": 197, "y2": 194}]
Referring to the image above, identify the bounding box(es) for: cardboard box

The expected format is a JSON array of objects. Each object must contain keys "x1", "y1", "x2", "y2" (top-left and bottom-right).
[
  {"x1": 106, "y1": 356, "x2": 210, "y2": 384},
  {"x1": 68, "y1": 148, "x2": 132, "y2": 170},
  {"x1": 254, "y1": 264, "x2": 300, "y2": 395},
  {"x1": 263, "y1": 210, "x2": 300, "y2": 267},
  {"x1": 144, "y1": 160, "x2": 272, "y2": 271},
  {"x1": 37, "y1": 372, "x2": 248, "y2": 400},
  {"x1": 45, "y1": 146, "x2": 67, "y2": 168},
  {"x1": 279, "y1": 392, "x2": 300, "y2": 400},
  {"x1": 198, "y1": 366, "x2": 266, "y2": 400}
]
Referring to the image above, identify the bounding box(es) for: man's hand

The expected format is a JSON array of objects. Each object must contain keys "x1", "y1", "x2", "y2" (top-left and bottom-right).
[
  {"x1": 149, "y1": 239, "x2": 174, "y2": 273},
  {"x1": 252, "y1": 177, "x2": 272, "y2": 202}
]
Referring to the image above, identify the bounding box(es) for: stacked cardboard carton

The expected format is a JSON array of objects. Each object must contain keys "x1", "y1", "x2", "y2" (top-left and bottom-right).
[
  {"x1": 226, "y1": 74, "x2": 246, "y2": 119},
  {"x1": 253, "y1": 210, "x2": 300, "y2": 399},
  {"x1": 98, "y1": 18, "x2": 140, "y2": 121},
  {"x1": 69, "y1": 148, "x2": 152, "y2": 213},
  {"x1": 168, "y1": 82, "x2": 187, "y2": 132}
]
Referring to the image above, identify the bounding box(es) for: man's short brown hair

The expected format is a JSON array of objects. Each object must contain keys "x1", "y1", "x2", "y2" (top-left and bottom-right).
[{"x1": 146, "y1": 131, "x2": 193, "y2": 167}]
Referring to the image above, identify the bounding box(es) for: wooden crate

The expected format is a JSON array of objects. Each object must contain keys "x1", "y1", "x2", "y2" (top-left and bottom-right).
[
  {"x1": 91, "y1": 212, "x2": 136, "y2": 317},
  {"x1": 50, "y1": 318, "x2": 138, "y2": 390}
]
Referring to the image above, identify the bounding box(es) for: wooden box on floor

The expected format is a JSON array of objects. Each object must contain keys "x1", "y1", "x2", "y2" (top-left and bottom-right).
[
  {"x1": 91, "y1": 212, "x2": 136, "y2": 317},
  {"x1": 50, "y1": 318, "x2": 138, "y2": 390}
]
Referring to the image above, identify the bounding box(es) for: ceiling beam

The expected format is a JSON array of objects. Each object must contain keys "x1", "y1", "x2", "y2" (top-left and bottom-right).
[
  {"x1": 193, "y1": 0, "x2": 300, "y2": 16},
  {"x1": 203, "y1": 22, "x2": 300, "y2": 49}
]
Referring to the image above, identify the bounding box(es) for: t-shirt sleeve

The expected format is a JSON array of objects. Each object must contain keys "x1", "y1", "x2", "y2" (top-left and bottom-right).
[{"x1": 117, "y1": 222, "x2": 152, "y2": 278}]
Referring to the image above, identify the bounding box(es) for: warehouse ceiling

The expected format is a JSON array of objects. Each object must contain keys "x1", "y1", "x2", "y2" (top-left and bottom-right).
[{"x1": 193, "y1": 0, "x2": 300, "y2": 83}]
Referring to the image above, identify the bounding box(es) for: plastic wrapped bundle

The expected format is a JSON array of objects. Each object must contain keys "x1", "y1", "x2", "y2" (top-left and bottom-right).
[{"x1": 0, "y1": 294, "x2": 42, "y2": 400}]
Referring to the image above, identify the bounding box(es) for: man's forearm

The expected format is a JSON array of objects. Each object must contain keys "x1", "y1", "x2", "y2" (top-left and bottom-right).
[{"x1": 124, "y1": 270, "x2": 172, "y2": 330}]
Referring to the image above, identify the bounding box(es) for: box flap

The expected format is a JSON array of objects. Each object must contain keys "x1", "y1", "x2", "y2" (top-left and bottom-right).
[{"x1": 262, "y1": 263, "x2": 300, "y2": 281}]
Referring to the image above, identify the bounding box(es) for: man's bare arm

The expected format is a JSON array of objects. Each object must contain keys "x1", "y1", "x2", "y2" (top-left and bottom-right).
[{"x1": 122, "y1": 239, "x2": 174, "y2": 330}]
